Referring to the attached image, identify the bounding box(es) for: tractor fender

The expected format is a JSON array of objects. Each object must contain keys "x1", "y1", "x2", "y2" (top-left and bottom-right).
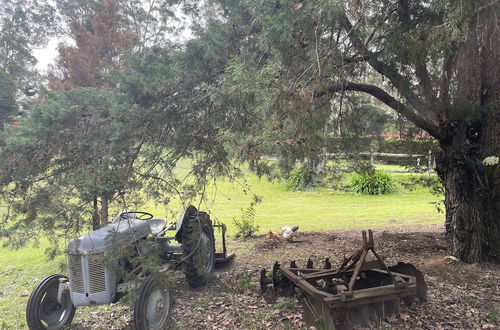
[{"x1": 174, "y1": 205, "x2": 198, "y2": 243}]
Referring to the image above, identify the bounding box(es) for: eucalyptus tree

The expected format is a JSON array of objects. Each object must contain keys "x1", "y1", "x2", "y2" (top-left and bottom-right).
[{"x1": 185, "y1": 0, "x2": 500, "y2": 263}]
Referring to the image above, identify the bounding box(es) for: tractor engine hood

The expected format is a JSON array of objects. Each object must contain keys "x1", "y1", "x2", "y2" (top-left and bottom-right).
[{"x1": 68, "y1": 219, "x2": 153, "y2": 254}]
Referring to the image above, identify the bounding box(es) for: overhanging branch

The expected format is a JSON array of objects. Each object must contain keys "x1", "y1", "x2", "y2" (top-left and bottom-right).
[
  {"x1": 316, "y1": 81, "x2": 442, "y2": 138},
  {"x1": 338, "y1": 13, "x2": 422, "y2": 112},
  {"x1": 415, "y1": 56, "x2": 438, "y2": 105}
]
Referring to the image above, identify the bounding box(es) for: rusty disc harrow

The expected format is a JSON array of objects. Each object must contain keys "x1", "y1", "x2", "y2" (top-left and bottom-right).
[{"x1": 260, "y1": 230, "x2": 427, "y2": 329}]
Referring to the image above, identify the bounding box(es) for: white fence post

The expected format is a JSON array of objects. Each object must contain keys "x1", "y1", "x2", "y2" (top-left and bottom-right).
[{"x1": 428, "y1": 150, "x2": 432, "y2": 176}]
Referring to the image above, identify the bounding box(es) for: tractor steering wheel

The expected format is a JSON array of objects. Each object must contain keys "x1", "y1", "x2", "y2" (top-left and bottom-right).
[{"x1": 120, "y1": 211, "x2": 154, "y2": 220}]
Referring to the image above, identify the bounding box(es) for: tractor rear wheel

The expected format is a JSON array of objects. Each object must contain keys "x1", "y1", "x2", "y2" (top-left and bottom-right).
[
  {"x1": 181, "y1": 209, "x2": 215, "y2": 288},
  {"x1": 26, "y1": 274, "x2": 75, "y2": 330},
  {"x1": 134, "y1": 275, "x2": 172, "y2": 330}
]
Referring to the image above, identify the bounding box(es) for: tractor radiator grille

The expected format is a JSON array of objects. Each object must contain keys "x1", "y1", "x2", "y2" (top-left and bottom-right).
[
  {"x1": 88, "y1": 252, "x2": 106, "y2": 293},
  {"x1": 68, "y1": 254, "x2": 84, "y2": 293}
]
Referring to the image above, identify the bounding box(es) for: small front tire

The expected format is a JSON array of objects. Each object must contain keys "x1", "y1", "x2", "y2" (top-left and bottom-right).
[
  {"x1": 134, "y1": 275, "x2": 172, "y2": 330},
  {"x1": 26, "y1": 274, "x2": 75, "y2": 330}
]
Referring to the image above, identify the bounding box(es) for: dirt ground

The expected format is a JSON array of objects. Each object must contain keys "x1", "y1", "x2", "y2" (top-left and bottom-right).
[{"x1": 70, "y1": 225, "x2": 500, "y2": 329}]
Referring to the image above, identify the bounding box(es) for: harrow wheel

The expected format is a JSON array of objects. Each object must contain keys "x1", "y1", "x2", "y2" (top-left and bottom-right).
[
  {"x1": 26, "y1": 274, "x2": 75, "y2": 330},
  {"x1": 134, "y1": 275, "x2": 172, "y2": 330}
]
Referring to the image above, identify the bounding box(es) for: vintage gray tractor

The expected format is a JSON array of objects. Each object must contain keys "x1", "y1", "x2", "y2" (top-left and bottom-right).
[{"x1": 26, "y1": 206, "x2": 233, "y2": 330}]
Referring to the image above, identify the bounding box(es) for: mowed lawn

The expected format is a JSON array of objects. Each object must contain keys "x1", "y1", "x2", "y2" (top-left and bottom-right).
[
  {"x1": 182, "y1": 176, "x2": 442, "y2": 233},
  {"x1": 0, "y1": 166, "x2": 444, "y2": 328},
  {"x1": 0, "y1": 244, "x2": 65, "y2": 329},
  {"x1": 155, "y1": 163, "x2": 444, "y2": 233}
]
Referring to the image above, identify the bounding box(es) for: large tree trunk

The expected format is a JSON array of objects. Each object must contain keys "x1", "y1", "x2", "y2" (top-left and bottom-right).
[
  {"x1": 437, "y1": 125, "x2": 500, "y2": 263},
  {"x1": 92, "y1": 197, "x2": 100, "y2": 230},
  {"x1": 437, "y1": 4, "x2": 500, "y2": 263},
  {"x1": 100, "y1": 195, "x2": 109, "y2": 228}
]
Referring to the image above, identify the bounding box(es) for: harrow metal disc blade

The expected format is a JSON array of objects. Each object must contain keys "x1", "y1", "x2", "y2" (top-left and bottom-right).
[
  {"x1": 260, "y1": 268, "x2": 272, "y2": 292},
  {"x1": 389, "y1": 262, "x2": 428, "y2": 302}
]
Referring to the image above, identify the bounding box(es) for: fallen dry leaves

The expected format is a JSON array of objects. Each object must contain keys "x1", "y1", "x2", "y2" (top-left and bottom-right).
[{"x1": 69, "y1": 225, "x2": 500, "y2": 329}]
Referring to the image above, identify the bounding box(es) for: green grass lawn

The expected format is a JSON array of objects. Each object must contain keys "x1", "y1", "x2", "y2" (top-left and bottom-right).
[
  {"x1": 0, "y1": 166, "x2": 443, "y2": 328},
  {"x1": 181, "y1": 174, "x2": 442, "y2": 233},
  {"x1": 0, "y1": 242, "x2": 65, "y2": 329},
  {"x1": 141, "y1": 161, "x2": 441, "y2": 233}
]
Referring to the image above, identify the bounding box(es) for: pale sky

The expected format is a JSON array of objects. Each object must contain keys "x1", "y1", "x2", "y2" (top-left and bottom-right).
[
  {"x1": 33, "y1": 38, "x2": 60, "y2": 73},
  {"x1": 32, "y1": 30, "x2": 192, "y2": 74},
  {"x1": 31, "y1": 4, "x2": 194, "y2": 74}
]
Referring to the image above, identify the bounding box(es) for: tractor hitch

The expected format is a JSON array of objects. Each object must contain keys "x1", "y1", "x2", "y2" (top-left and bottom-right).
[{"x1": 212, "y1": 223, "x2": 235, "y2": 264}]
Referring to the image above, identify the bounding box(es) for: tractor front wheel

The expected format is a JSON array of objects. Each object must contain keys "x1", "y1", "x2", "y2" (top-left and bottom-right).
[
  {"x1": 26, "y1": 274, "x2": 75, "y2": 330},
  {"x1": 181, "y1": 209, "x2": 215, "y2": 287},
  {"x1": 134, "y1": 275, "x2": 172, "y2": 330}
]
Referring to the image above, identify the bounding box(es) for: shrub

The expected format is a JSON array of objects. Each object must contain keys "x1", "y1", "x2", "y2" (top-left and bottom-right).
[
  {"x1": 232, "y1": 205, "x2": 259, "y2": 239},
  {"x1": 285, "y1": 167, "x2": 319, "y2": 191},
  {"x1": 350, "y1": 170, "x2": 395, "y2": 195},
  {"x1": 284, "y1": 168, "x2": 307, "y2": 191}
]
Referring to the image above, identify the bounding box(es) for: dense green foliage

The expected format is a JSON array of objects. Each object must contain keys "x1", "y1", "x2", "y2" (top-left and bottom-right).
[
  {"x1": 0, "y1": 0, "x2": 55, "y2": 76},
  {"x1": 0, "y1": 0, "x2": 56, "y2": 125},
  {"x1": 0, "y1": 0, "x2": 499, "y2": 261},
  {"x1": 0, "y1": 88, "x2": 151, "y2": 242},
  {"x1": 0, "y1": 0, "x2": 239, "y2": 245},
  {"x1": 350, "y1": 170, "x2": 395, "y2": 195},
  {"x1": 284, "y1": 168, "x2": 307, "y2": 191},
  {"x1": 0, "y1": 70, "x2": 16, "y2": 123}
]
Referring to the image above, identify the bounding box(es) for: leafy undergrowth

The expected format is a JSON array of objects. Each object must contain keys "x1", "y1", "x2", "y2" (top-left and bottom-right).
[{"x1": 62, "y1": 225, "x2": 500, "y2": 329}]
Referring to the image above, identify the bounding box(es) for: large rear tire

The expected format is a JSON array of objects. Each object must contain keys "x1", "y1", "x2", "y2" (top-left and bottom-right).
[
  {"x1": 26, "y1": 274, "x2": 75, "y2": 330},
  {"x1": 134, "y1": 275, "x2": 172, "y2": 330},
  {"x1": 181, "y1": 207, "x2": 215, "y2": 288}
]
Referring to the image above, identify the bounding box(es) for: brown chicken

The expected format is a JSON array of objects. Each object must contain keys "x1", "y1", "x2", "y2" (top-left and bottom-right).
[{"x1": 266, "y1": 230, "x2": 282, "y2": 240}]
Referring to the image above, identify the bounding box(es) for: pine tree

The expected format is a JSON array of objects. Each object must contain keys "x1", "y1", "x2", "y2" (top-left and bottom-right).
[{"x1": 184, "y1": 0, "x2": 500, "y2": 263}]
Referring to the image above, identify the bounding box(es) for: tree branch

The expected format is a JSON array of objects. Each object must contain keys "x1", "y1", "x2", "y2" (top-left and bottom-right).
[
  {"x1": 338, "y1": 13, "x2": 423, "y2": 113},
  {"x1": 338, "y1": 11, "x2": 444, "y2": 135},
  {"x1": 415, "y1": 55, "x2": 438, "y2": 105},
  {"x1": 315, "y1": 81, "x2": 442, "y2": 138},
  {"x1": 439, "y1": 53, "x2": 455, "y2": 107}
]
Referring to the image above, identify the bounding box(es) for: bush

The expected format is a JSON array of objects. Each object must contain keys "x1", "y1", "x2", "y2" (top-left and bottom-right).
[
  {"x1": 284, "y1": 167, "x2": 319, "y2": 191},
  {"x1": 284, "y1": 168, "x2": 307, "y2": 191},
  {"x1": 232, "y1": 205, "x2": 259, "y2": 239},
  {"x1": 380, "y1": 137, "x2": 439, "y2": 155},
  {"x1": 350, "y1": 170, "x2": 395, "y2": 195}
]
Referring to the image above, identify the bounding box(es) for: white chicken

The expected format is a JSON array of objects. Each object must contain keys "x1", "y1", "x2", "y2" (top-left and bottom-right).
[{"x1": 281, "y1": 226, "x2": 299, "y2": 241}]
